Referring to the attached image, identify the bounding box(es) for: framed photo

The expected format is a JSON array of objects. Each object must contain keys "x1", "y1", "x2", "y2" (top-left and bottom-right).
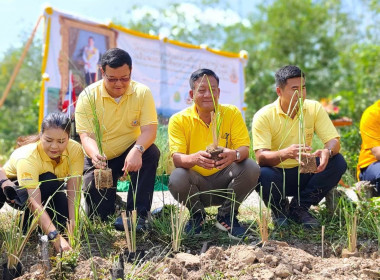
[{"x1": 58, "y1": 16, "x2": 117, "y2": 111}]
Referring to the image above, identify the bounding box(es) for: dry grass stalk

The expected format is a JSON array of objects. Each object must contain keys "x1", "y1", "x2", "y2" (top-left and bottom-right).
[
  {"x1": 131, "y1": 210, "x2": 137, "y2": 252},
  {"x1": 321, "y1": 225, "x2": 325, "y2": 258},
  {"x1": 3, "y1": 210, "x2": 39, "y2": 269},
  {"x1": 210, "y1": 111, "x2": 218, "y2": 149},
  {"x1": 258, "y1": 209, "x2": 269, "y2": 243},
  {"x1": 348, "y1": 214, "x2": 358, "y2": 252},
  {"x1": 121, "y1": 211, "x2": 132, "y2": 252},
  {"x1": 171, "y1": 203, "x2": 186, "y2": 252}
]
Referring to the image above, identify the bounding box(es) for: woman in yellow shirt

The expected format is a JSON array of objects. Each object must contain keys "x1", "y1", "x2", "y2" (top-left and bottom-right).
[{"x1": 0, "y1": 112, "x2": 84, "y2": 252}]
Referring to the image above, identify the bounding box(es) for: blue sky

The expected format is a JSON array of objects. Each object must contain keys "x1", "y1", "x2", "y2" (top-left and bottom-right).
[
  {"x1": 0, "y1": 0, "x2": 166, "y2": 59},
  {"x1": 0, "y1": 0, "x2": 365, "y2": 60},
  {"x1": 0, "y1": 0, "x2": 256, "y2": 59}
]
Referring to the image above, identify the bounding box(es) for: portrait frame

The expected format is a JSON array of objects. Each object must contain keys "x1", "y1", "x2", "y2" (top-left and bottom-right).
[{"x1": 58, "y1": 16, "x2": 117, "y2": 109}]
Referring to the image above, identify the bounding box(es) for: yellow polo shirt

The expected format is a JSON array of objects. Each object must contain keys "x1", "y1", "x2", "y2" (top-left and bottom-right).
[
  {"x1": 75, "y1": 80, "x2": 157, "y2": 159},
  {"x1": 4, "y1": 139, "x2": 84, "y2": 188},
  {"x1": 252, "y1": 98, "x2": 339, "y2": 168},
  {"x1": 169, "y1": 104, "x2": 250, "y2": 176},
  {"x1": 357, "y1": 100, "x2": 380, "y2": 179}
]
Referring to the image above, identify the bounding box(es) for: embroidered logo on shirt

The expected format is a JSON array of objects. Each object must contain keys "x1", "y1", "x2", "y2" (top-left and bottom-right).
[
  {"x1": 131, "y1": 120, "x2": 139, "y2": 126},
  {"x1": 21, "y1": 172, "x2": 33, "y2": 181}
]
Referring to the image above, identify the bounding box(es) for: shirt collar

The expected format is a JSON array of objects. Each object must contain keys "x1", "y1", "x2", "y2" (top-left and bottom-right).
[
  {"x1": 275, "y1": 97, "x2": 306, "y2": 116},
  {"x1": 190, "y1": 103, "x2": 221, "y2": 117},
  {"x1": 38, "y1": 141, "x2": 51, "y2": 162}
]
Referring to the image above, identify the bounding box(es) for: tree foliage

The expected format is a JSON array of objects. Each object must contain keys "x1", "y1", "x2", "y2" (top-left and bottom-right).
[
  {"x1": 1, "y1": 0, "x2": 380, "y2": 175},
  {"x1": 0, "y1": 40, "x2": 41, "y2": 164},
  {"x1": 117, "y1": 0, "x2": 379, "y2": 176}
]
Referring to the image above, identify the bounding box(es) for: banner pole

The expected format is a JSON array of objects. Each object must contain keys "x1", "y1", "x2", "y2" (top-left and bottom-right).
[{"x1": 0, "y1": 15, "x2": 43, "y2": 108}]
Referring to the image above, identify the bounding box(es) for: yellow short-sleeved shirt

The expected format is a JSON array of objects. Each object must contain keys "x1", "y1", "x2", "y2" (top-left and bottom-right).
[
  {"x1": 75, "y1": 79, "x2": 158, "y2": 159},
  {"x1": 169, "y1": 104, "x2": 250, "y2": 176},
  {"x1": 357, "y1": 100, "x2": 380, "y2": 179},
  {"x1": 4, "y1": 139, "x2": 84, "y2": 188},
  {"x1": 252, "y1": 98, "x2": 339, "y2": 169}
]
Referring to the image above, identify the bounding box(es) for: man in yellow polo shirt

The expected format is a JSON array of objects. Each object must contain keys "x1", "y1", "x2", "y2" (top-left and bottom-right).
[
  {"x1": 252, "y1": 65, "x2": 347, "y2": 228},
  {"x1": 357, "y1": 100, "x2": 380, "y2": 196},
  {"x1": 168, "y1": 69, "x2": 260, "y2": 240},
  {"x1": 75, "y1": 48, "x2": 160, "y2": 226}
]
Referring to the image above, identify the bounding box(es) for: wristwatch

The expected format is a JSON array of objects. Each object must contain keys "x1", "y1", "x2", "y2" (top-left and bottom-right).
[
  {"x1": 134, "y1": 144, "x2": 145, "y2": 154},
  {"x1": 47, "y1": 230, "x2": 59, "y2": 241},
  {"x1": 327, "y1": 148, "x2": 333, "y2": 158},
  {"x1": 235, "y1": 150, "x2": 241, "y2": 161},
  {"x1": 0, "y1": 179, "x2": 10, "y2": 188}
]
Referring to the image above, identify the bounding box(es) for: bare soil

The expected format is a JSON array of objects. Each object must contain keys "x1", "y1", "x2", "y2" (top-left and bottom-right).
[
  {"x1": 206, "y1": 145, "x2": 224, "y2": 161},
  {"x1": 3, "y1": 192, "x2": 379, "y2": 279},
  {"x1": 94, "y1": 168, "x2": 113, "y2": 189},
  {"x1": 14, "y1": 240, "x2": 379, "y2": 279},
  {"x1": 300, "y1": 154, "x2": 317, "y2": 174}
]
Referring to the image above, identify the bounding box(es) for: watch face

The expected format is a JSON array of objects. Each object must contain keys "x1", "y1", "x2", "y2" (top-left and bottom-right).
[
  {"x1": 135, "y1": 145, "x2": 145, "y2": 153},
  {"x1": 48, "y1": 230, "x2": 58, "y2": 240}
]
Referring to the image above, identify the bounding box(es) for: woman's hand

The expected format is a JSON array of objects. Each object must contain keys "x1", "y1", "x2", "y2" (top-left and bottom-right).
[{"x1": 53, "y1": 235, "x2": 72, "y2": 252}]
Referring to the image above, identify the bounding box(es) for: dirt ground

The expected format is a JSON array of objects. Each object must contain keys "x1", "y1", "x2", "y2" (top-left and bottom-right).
[
  {"x1": 15, "y1": 240, "x2": 379, "y2": 279},
  {"x1": 4, "y1": 191, "x2": 380, "y2": 279}
]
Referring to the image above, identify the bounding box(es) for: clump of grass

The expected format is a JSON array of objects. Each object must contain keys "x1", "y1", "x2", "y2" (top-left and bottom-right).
[
  {"x1": 206, "y1": 75, "x2": 222, "y2": 149},
  {"x1": 1, "y1": 208, "x2": 40, "y2": 270},
  {"x1": 121, "y1": 210, "x2": 137, "y2": 253},
  {"x1": 257, "y1": 186, "x2": 270, "y2": 244},
  {"x1": 170, "y1": 202, "x2": 187, "y2": 252},
  {"x1": 340, "y1": 198, "x2": 358, "y2": 252},
  {"x1": 82, "y1": 88, "x2": 104, "y2": 156}
]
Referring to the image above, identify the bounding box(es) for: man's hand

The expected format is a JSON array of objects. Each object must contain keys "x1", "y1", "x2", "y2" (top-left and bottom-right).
[
  {"x1": 215, "y1": 148, "x2": 237, "y2": 170},
  {"x1": 312, "y1": 148, "x2": 330, "y2": 173},
  {"x1": 123, "y1": 147, "x2": 143, "y2": 173},
  {"x1": 91, "y1": 154, "x2": 107, "y2": 169},
  {"x1": 283, "y1": 144, "x2": 312, "y2": 161},
  {"x1": 192, "y1": 151, "x2": 215, "y2": 170}
]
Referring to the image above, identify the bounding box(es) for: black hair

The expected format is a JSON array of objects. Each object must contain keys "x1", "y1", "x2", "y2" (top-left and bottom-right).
[
  {"x1": 189, "y1": 68, "x2": 219, "y2": 90},
  {"x1": 16, "y1": 112, "x2": 70, "y2": 148},
  {"x1": 41, "y1": 112, "x2": 71, "y2": 135},
  {"x1": 275, "y1": 65, "x2": 305, "y2": 88},
  {"x1": 101, "y1": 48, "x2": 132, "y2": 71}
]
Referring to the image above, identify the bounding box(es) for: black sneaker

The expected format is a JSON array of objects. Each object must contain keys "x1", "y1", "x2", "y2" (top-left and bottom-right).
[
  {"x1": 289, "y1": 206, "x2": 320, "y2": 228},
  {"x1": 184, "y1": 213, "x2": 205, "y2": 235},
  {"x1": 0, "y1": 187, "x2": 5, "y2": 210},
  {"x1": 271, "y1": 214, "x2": 289, "y2": 227},
  {"x1": 114, "y1": 216, "x2": 148, "y2": 232},
  {"x1": 215, "y1": 214, "x2": 248, "y2": 240},
  {"x1": 270, "y1": 209, "x2": 289, "y2": 227}
]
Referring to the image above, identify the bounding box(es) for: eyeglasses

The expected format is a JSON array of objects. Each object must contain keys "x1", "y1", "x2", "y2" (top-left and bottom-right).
[{"x1": 103, "y1": 73, "x2": 131, "y2": 83}]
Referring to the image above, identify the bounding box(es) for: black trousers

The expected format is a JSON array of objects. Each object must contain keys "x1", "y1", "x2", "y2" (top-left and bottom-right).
[
  {"x1": 83, "y1": 144, "x2": 160, "y2": 221},
  {"x1": 257, "y1": 153, "x2": 347, "y2": 217},
  {"x1": 17, "y1": 172, "x2": 68, "y2": 231}
]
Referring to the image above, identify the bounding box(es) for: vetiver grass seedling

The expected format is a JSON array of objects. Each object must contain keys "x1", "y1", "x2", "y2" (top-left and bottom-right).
[
  {"x1": 170, "y1": 202, "x2": 186, "y2": 252},
  {"x1": 80, "y1": 87, "x2": 112, "y2": 189}
]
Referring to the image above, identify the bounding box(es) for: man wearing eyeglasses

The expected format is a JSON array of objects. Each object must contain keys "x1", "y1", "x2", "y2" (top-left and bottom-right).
[{"x1": 75, "y1": 48, "x2": 160, "y2": 230}]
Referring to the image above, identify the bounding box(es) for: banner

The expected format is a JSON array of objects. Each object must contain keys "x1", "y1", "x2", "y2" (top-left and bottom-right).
[{"x1": 39, "y1": 7, "x2": 247, "y2": 124}]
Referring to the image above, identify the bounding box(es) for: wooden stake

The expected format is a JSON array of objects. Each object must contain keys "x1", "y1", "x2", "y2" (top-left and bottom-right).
[
  {"x1": 321, "y1": 225, "x2": 325, "y2": 258},
  {"x1": 121, "y1": 211, "x2": 132, "y2": 252}
]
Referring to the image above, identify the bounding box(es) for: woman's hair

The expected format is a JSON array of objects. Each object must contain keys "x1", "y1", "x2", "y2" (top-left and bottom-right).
[{"x1": 16, "y1": 112, "x2": 71, "y2": 148}]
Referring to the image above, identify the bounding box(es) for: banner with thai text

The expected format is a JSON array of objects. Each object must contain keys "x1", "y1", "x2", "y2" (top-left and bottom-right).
[{"x1": 40, "y1": 7, "x2": 247, "y2": 123}]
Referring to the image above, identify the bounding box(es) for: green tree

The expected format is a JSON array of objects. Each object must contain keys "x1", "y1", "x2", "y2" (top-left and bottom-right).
[
  {"x1": 0, "y1": 40, "x2": 42, "y2": 164},
  {"x1": 235, "y1": 0, "x2": 358, "y2": 123}
]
